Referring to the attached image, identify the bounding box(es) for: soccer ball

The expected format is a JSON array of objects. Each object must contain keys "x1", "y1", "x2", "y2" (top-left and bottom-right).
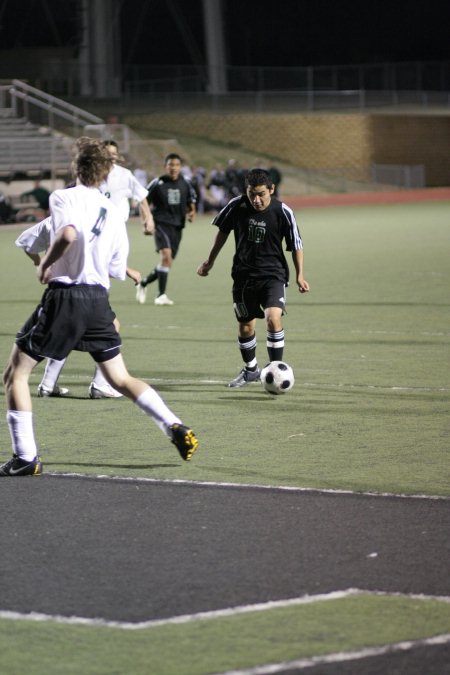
[{"x1": 260, "y1": 361, "x2": 295, "y2": 395}]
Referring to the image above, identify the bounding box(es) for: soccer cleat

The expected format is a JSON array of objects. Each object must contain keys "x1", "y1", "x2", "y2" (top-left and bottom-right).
[
  {"x1": 89, "y1": 382, "x2": 123, "y2": 399},
  {"x1": 37, "y1": 384, "x2": 70, "y2": 397},
  {"x1": 227, "y1": 367, "x2": 261, "y2": 388},
  {"x1": 135, "y1": 282, "x2": 147, "y2": 304},
  {"x1": 170, "y1": 423, "x2": 198, "y2": 461},
  {"x1": 0, "y1": 454, "x2": 42, "y2": 476},
  {"x1": 154, "y1": 293, "x2": 174, "y2": 306}
]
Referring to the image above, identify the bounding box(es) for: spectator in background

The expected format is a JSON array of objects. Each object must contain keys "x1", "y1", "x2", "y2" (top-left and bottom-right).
[
  {"x1": 16, "y1": 180, "x2": 51, "y2": 222},
  {"x1": 21, "y1": 180, "x2": 51, "y2": 212},
  {"x1": 133, "y1": 164, "x2": 148, "y2": 188},
  {"x1": 268, "y1": 164, "x2": 283, "y2": 197},
  {"x1": 0, "y1": 191, "x2": 14, "y2": 223},
  {"x1": 190, "y1": 166, "x2": 207, "y2": 214},
  {"x1": 225, "y1": 159, "x2": 242, "y2": 199},
  {"x1": 207, "y1": 164, "x2": 227, "y2": 210}
]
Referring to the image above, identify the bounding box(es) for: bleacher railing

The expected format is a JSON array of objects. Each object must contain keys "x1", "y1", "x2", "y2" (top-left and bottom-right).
[{"x1": 3, "y1": 80, "x2": 103, "y2": 135}]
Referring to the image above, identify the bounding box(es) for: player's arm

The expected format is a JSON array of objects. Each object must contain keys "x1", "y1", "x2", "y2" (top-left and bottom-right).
[
  {"x1": 187, "y1": 203, "x2": 196, "y2": 222},
  {"x1": 126, "y1": 266, "x2": 142, "y2": 285},
  {"x1": 292, "y1": 248, "x2": 310, "y2": 294},
  {"x1": 25, "y1": 251, "x2": 41, "y2": 266},
  {"x1": 187, "y1": 180, "x2": 196, "y2": 222},
  {"x1": 139, "y1": 198, "x2": 155, "y2": 235},
  {"x1": 38, "y1": 225, "x2": 77, "y2": 284},
  {"x1": 197, "y1": 229, "x2": 229, "y2": 276},
  {"x1": 15, "y1": 217, "x2": 51, "y2": 266}
]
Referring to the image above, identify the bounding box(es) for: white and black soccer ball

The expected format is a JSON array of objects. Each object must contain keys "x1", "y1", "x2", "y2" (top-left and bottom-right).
[{"x1": 260, "y1": 361, "x2": 295, "y2": 395}]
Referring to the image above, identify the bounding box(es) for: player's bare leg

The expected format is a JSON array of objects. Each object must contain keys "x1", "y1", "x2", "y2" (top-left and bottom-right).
[{"x1": 99, "y1": 354, "x2": 198, "y2": 460}]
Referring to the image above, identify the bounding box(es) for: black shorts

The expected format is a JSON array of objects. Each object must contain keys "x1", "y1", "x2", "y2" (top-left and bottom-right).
[
  {"x1": 16, "y1": 283, "x2": 121, "y2": 362},
  {"x1": 154, "y1": 223, "x2": 183, "y2": 258},
  {"x1": 232, "y1": 278, "x2": 286, "y2": 322}
]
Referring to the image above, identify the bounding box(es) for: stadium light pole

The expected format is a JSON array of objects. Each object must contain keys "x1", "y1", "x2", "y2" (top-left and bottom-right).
[
  {"x1": 78, "y1": 0, "x2": 122, "y2": 98},
  {"x1": 202, "y1": 0, "x2": 228, "y2": 94}
]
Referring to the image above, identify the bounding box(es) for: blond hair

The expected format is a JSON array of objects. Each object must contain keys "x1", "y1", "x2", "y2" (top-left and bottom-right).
[{"x1": 71, "y1": 137, "x2": 113, "y2": 187}]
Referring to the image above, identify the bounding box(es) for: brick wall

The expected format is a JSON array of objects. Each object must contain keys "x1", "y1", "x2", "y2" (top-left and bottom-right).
[
  {"x1": 124, "y1": 111, "x2": 450, "y2": 187},
  {"x1": 370, "y1": 115, "x2": 450, "y2": 187}
]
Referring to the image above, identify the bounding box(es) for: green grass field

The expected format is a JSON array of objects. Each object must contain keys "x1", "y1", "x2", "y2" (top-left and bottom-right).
[{"x1": 0, "y1": 200, "x2": 449, "y2": 674}]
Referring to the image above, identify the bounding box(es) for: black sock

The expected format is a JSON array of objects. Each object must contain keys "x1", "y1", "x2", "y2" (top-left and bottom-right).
[
  {"x1": 238, "y1": 334, "x2": 257, "y2": 369},
  {"x1": 157, "y1": 269, "x2": 168, "y2": 296},
  {"x1": 142, "y1": 268, "x2": 158, "y2": 287},
  {"x1": 267, "y1": 329, "x2": 284, "y2": 361}
]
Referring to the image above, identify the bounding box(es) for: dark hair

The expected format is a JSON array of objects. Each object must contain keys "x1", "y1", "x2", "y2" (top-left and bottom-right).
[
  {"x1": 164, "y1": 152, "x2": 182, "y2": 164},
  {"x1": 72, "y1": 137, "x2": 113, "y2": 187},
  {"x1": 103, "y1": 139, "x2": 119, "y2": 149},
  {"x1": 245, "y1": 168, "x2": 273, "y2": 189}
]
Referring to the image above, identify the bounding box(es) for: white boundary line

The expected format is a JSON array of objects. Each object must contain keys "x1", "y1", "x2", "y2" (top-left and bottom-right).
[
  {"x1": 45, "y1": 471, "x2": 450, "y2": 501},
  {"x1": 216, "y1": 634, "x2": 450, "y2": 675},
  {"x1": 0, "y1": 589, "x2": 449, "y2": 630}
]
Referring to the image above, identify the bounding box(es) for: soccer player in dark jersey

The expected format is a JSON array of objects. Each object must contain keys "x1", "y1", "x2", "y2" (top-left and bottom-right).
[
  {"x1": 136, "y1": 153, "x2": 196, "y2": 306},
  {"x1": 197, "y1": 168, "x2": 309, "y2": 388}
]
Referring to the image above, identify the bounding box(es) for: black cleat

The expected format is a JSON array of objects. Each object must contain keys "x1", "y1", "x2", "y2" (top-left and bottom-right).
[
  {"x1": 170, "y1": 424, "x2": 198, "y2": 461},
  {"x1": 0, "y1": 454, "x2": 42, "y2": 476}
]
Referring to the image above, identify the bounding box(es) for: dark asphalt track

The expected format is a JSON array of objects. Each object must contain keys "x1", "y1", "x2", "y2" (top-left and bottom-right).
[{"x1": 1, "y1": 475, "x2": 449, "y2": 672}]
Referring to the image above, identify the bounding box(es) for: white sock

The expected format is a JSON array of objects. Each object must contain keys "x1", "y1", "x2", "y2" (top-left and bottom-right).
[
  {"x1": 40, "y1": 358, "x2": 66, "y2": 390},
  {"x1": 92, "y1": 366, "x2": 108, "y2": 387},
  {"x1": 7, "y1": 410, "x2": 38, "y2": 461},
  {"x1": 134, "y1": 387, "x2": 181, "y2": 437}
]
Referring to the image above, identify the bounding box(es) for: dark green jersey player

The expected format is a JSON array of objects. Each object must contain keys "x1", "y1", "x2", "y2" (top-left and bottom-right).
[
  {"x1": 136, "y1": 153, "x2": 196, "y2": 306},
  {"x1": 197, "y1": 168, "x2": 309, "y2": 388}
]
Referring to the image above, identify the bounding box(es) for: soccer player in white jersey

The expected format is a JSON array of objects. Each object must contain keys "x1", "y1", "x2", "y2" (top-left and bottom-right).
[
  {"x1": 25, "y1": 138, "x2": 155, "y2": 400},
  {"x1": 197, "y1": 168, "x2": 309, "y2": 388},
  {"x1": 15, "y1": 215, "x2": 141, "y2": 399},
  {"x1": 99, "y1": 139, "x2": 154, "y2": 228},
  {"x1": 0, "y1": 137, "x2": 198, "y2": 476}
]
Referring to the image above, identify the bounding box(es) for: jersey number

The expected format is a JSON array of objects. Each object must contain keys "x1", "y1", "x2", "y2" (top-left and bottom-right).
[
  {"x1": 90, "y1": 207, "x2": 107, "y2": 240},
  {"x1": 248, "y1": 224, "x2": 266, "y2": 243}
]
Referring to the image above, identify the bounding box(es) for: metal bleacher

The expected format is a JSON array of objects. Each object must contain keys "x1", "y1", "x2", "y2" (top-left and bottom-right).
[{"x1": 0, "y1": 80, "x2": 104, "y2": 182}]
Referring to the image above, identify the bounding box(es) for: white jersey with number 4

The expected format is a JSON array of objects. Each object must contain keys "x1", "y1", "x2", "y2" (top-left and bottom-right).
[{"x1": 48, "y1": 184, "x2": 129, "y2": 289}]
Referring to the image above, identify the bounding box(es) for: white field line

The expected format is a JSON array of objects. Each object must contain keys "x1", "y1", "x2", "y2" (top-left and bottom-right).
[
  {"x1": 0, "y1": 589, "x2": 449, "y2": 631},
  {"x1": 216, "y1": 634, "x2": 450, "y2": 675},
  {"x1": 45, "y1": 471, "x2": 450, "y2": 501},
  {"x1": 26, "y1": 372, "x2": 450, "y2": 392}
]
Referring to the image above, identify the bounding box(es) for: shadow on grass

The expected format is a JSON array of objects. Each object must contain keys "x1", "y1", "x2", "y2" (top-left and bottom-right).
[{"x1": 44, "y1": 462, "x2": 179, "y2": 470}]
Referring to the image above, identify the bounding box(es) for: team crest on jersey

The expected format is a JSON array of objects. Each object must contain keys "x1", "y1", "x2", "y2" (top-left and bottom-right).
[{"x1": 249, "y1": 217, "x2": 266, "y2": 228}]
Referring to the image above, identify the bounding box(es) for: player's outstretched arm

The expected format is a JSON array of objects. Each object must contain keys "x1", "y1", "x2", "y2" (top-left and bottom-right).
[{"x1": 197, "y1": 230, "x2": 229, "y2": 276}]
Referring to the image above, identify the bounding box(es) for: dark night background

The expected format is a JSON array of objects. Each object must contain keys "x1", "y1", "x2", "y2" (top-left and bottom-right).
[{"x1": 0, "y1": 0, "x2": 449, "y2": 68}]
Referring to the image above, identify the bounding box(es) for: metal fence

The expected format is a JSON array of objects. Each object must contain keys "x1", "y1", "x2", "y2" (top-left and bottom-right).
[
  {"x1": 124, "y1": 60, "x2": 450, "y2": 94},
  {"x1": 5, "y1": 60, "x2": 449, "y2": 112}
]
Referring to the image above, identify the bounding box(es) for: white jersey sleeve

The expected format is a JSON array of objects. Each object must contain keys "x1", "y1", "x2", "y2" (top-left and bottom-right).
[{"x1": 15, "y1": 217, "x2": 52, "y2": 253}]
